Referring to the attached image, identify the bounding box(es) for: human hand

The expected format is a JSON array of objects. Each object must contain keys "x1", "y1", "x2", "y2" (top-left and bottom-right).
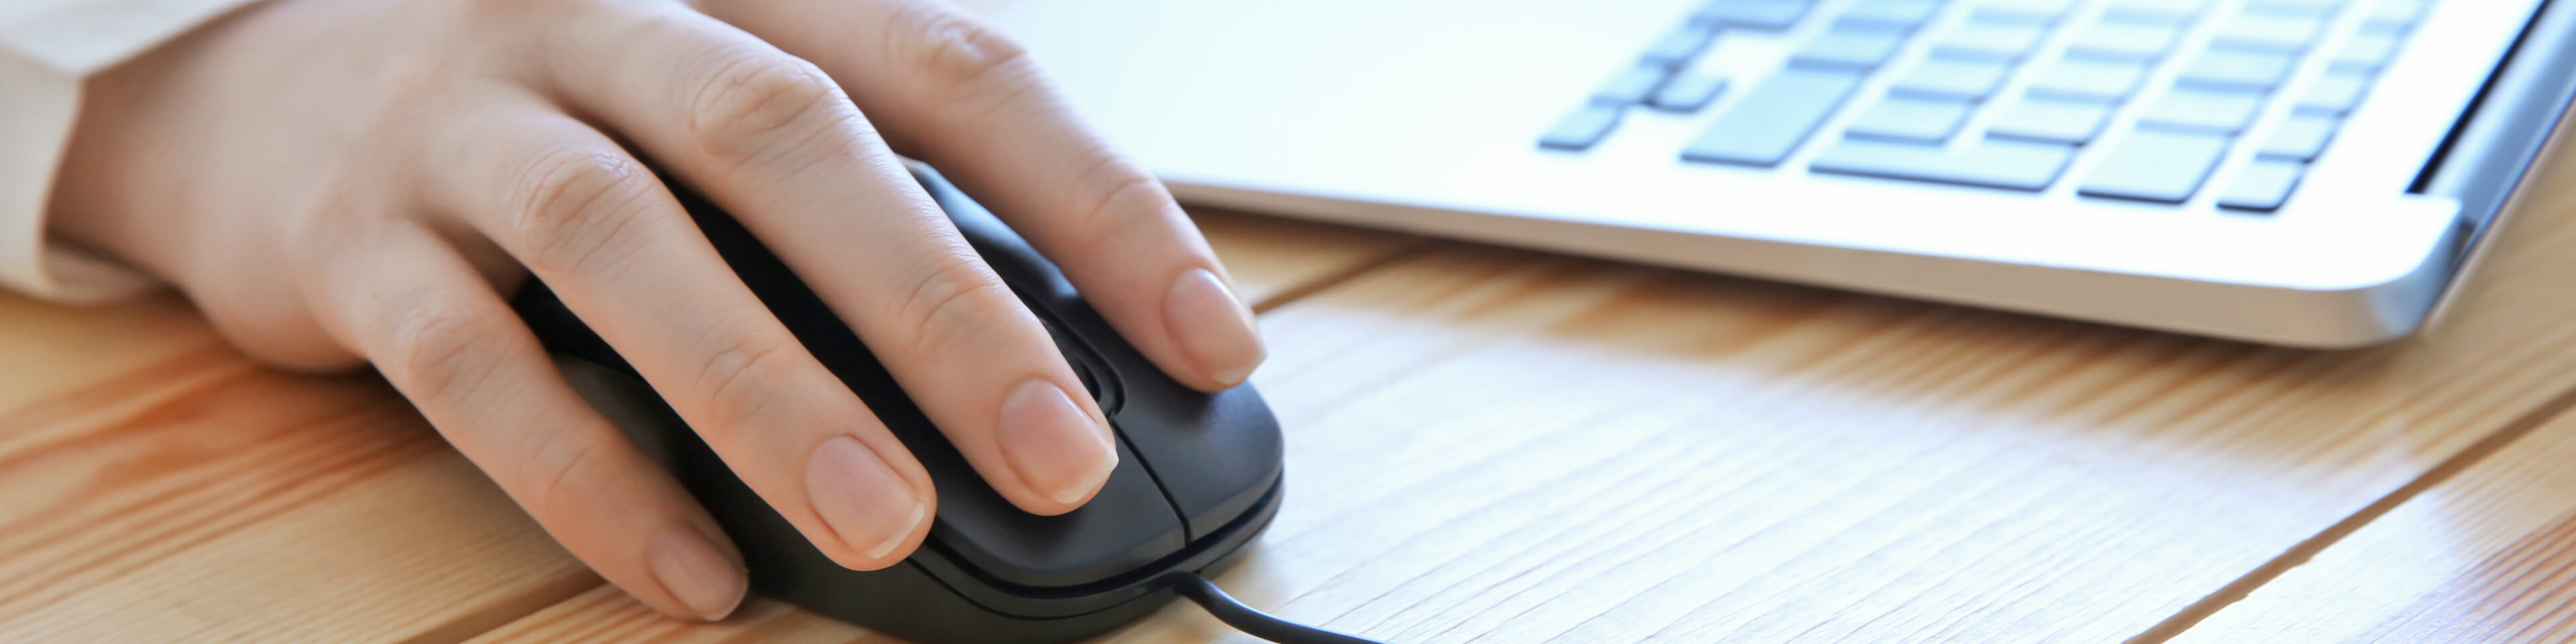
[{"x1": 46, "y1": 0, "x2": 1266, "y2": 621}]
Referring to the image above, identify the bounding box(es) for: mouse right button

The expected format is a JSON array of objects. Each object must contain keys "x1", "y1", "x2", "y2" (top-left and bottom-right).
[
  {"x1": 1113, "y1": 381, "x2": 1285, "y2": 540},
  {"x1": 928, "y1": 438, "x2": 1184, "y2": 589}
]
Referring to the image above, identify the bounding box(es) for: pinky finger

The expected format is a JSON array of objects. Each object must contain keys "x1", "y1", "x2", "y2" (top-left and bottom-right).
[{"x1": 313, "y1": 222, "x2": 749, "y2": 621}]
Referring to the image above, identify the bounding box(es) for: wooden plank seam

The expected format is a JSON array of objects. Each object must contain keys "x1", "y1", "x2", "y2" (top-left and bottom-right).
[{"x1": 2123, "y1": 380, "x2": 2576, "y2": 644}]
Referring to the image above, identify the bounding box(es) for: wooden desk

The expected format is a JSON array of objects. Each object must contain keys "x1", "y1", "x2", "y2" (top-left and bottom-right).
[{"x1": 9, "y1": 150, "x2": 2576, "y2": 642}]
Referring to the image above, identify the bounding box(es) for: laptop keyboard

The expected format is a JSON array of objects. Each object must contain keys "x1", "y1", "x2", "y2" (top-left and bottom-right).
[{"x1": 1538, "y1": 0, "x2": 2434, "y2": 212}]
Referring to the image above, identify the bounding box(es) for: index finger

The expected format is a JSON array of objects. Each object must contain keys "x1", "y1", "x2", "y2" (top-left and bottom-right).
[
  {"x1": 533, "y1": 3, "x2": 1120, "y2": 515},
  {"x1": 696, "y1": 0, "x2": 1270, "y2": 392}
]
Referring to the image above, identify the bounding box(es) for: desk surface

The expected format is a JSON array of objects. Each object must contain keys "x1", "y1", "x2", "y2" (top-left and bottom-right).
[{"x1": 11, "y1": 158, "x2": 2576, "y2": 643}]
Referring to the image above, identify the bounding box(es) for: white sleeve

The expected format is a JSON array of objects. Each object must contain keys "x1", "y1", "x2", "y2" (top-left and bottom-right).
[{"x1": 0, "y1": 0, "x2": 270, "y2": 303}]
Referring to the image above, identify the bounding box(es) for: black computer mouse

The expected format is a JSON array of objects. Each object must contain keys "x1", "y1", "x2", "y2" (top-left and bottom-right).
[{"x1": 510, "y1": 167, "x2": 1286, "y2": 644}]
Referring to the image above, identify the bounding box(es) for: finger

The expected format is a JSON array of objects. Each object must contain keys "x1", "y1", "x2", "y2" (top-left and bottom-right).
[
  {"x1": 532, "y1": 5, "x2": 1118, "y2": 514},
  {"x1": 698, "y1": 0, "x2": 1267, "y2": 391},
  {"x1": 307, "y1": 221, "x2": 746, "y2": 621},
  {"x1": 420, "y1": 97, "x2": 935, "y2": 570}
]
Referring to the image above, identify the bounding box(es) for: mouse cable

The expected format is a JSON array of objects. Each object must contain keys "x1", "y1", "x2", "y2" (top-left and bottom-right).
[{"x1": 1163, "y1": 572, "x2": 1394, "y2": 644}]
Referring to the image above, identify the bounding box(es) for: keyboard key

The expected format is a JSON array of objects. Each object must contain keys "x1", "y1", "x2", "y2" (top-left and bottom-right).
[
  {"x1": 1975, "y1": 0, "x2": 2080, "y2": 13},
  {"x1": 2211, "y1": 13, "x2": 2329, "y2": 52},
  {"x1": 2241, "y1": 0, "x2": 2341, "y2": 17},
  {"x1": 1811, "y1": 137, "x2": 2078, "y2": 191},
  {"x1": 1892, "y1": 56, "x2": 2014, "y2": 99},
  {"x1": 2102, "y1": 0, "x2": 2210, "y2": 24},
  {"x1": 1839, "y1": 0, "x2": 1944, "y2": 30},
  {"x1": 2363, "y1": 0, "x2": 2430, "y2": 31},
  {"x1": 1649, "y1": 74, "x2": 1731, "y2": 112},
  {"x1": 2029, "y1": 58, "x2": 2150, "y2": 101},
  {"x1": 1681, "y1": 68, "x2": 1866, "y2": 166},
  {"x1": 1936, "y1": 21, "x2": 2051, "y2": 60},
  {"x1": 1538, "y1": 105, "x2": 1626, "y2": 151},
  {"x1": 2296, "y1": 71, "x2": 2373, "y2": 115},
  {"x1": 1989, "y1": 97, "x2": 2117, "y2": 143},
  {"x1": 1697, "y1": 0, "x2": 1813, "y2": 30},
  {"x1": 1642, "y1": 23, "x2": 1721, "y2": 67},
  {"x1": 1972, "y1": 0, "x2": 2076, "y2": 24},
  {"x1": 2177, "y1": 48, "x2": 2298, "y2": 91},
  {"x1": 2079, "y1": 127, "x2": 2234, "y2": 203},
  {"x1": 2218, "y1": 158, "x2": 2308, "y2": 211},
  {"x1": 2140, "y1": 87, "x2": 2266, "y2": 133},
  {"x1": 2332, "y1": 31, "x2": 2404, "y2": 72},
  {"x1": 1792, "y1": 27, "x2": 1911, "y2": 69},
  {"x1": 2066, "y1": 21, "x2": 2182, "y2": 60},
  {"x1": 2259, "y1": 113, "x2": 2340, "y2": 160},
  {"x1": 1595, "y1": 66, "x2": 1676, "y2": 105},
  {"x1": 1845, "y1": 96, "x2": 1977, "y2": 142}
]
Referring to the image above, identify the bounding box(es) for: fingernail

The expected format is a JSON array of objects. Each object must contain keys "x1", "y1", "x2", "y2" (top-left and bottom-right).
[
  {"x1": 648, "y1": 525, "x2": 747, "y2": 621},
  {"x1": 998, "y1": 379, "x2": 1119, "y2": 504},
  {"x1": 1165, "y1": 267, "x2": 1266, "y2": 386},
  {"x1": 805, "y1": 435, "x2": 927, "y2": 561}
]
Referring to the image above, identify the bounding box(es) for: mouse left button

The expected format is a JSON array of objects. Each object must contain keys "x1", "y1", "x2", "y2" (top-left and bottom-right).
[
  {"x1": 926, "y1": 439, "x2": 1185, "y2": 590},
  {"x1": 1028, "y1": 302, "x2": 1122, "y2": 415}
]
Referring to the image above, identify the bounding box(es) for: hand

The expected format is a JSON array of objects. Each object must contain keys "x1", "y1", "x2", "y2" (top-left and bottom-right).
[{"x1": 46, "y1": 0, "x2": 1267, "y2": 621}]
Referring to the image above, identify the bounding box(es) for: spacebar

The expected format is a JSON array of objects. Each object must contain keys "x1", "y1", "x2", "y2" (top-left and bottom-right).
[
  {"x1": 1680, "y1": 68, "x2": 1866, "y2": 167},
  {"x1": 1809, "y1": 138, "x2": 2078, "y2": 191}
]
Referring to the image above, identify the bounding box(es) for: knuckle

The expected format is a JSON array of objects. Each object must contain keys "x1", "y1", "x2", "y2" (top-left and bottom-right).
[
  {"x1": 507, "y1": 148, "x2": 653, "y2": 276},
  {"x1": 894, "y1": 248, "x2": 1020, "y2": 359},
  {"x1": 686, "y1": 53, "x2": 849, "y2": 162},
  {"x1": 690, "y1": 315, "x2": 798, "y2": 431},
  {"x1": 1065, "y1": 158, "x2": 1170, "y2": 252},
  {"x1": 457, "y1": 0, "x2": 555, "y2": 22},
  {"x1": 284, "y1": 205, "x2": 388, "y2": 285},
  {"x1": 465, "y1": 0, "x2": 585, "y2": 16},
  {"x1": 890, "y1": 7, "x2": 1034, "y2": 99},
  {"x1": 378, "y1": 301, "x2": 496, "y2": 405},
  {"x1": 518, "y1": 437, "x2": 612, "y2": 523},
  {"x1": 458, "y1": 0, "x2": 602, "y2": 48}
]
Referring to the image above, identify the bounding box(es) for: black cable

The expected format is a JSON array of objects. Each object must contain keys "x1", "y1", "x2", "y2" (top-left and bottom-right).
[{"x1": 1163, "y1": 572, "x2": 1393, "y2": 644}]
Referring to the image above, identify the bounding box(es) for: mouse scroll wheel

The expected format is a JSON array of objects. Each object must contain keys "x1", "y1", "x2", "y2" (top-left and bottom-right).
[
  {"x1": 1033, "y1": 313, "x2": 1115, "y2": 411},
  {"x1": 1068, "y1": 352, "x2": 1104, "y2": 402}
]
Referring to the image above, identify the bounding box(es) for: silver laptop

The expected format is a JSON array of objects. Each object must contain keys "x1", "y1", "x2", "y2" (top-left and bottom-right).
[{"x1": 974, "y1": 0, "x2": 2576, "y2": 347}]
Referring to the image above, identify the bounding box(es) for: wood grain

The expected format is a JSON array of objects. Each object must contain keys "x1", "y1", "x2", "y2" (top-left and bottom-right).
[
  {"x1": 0, "y1": 211, "x2": 1415, "y2": 644},
  {"x1": 0, "y1": 294, "x2": 212, "y2": 413},
  {"x1": 466, "y1": 589, "x2": 876, "y2": 644},
  {"x1": 0, "y1": 338, "x2": 594, "y2": 644},
  {"x1": 1185, "y1": 209, "x2": 1426, "y2": 311},
  {"x1": 2165, "y1": 395, "x2": 2576, "y2": 644},
  {"x1": 466, "y1": 146, "x2": 2576, "y2": 643},
  {"x1": 1169, "y1": 201, "x2": 2576, "y2": 644},
  {"x1": 1199, "y1": 212, "x2": 2576, "y2": 644}
]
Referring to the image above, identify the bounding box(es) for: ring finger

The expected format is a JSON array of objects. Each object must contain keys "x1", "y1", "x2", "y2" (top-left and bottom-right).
[
  {"x1": 530, "y1": 3, "x2": 1120, "y2": 515},
  {"x1": 311, "y1": 221, "x2": 743, "y2": 621},
  {"x1": 421, "y1": 94, "x2": 937, "y2": 570}
]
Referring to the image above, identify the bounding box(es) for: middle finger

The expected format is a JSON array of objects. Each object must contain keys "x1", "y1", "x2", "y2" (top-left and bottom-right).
[
  {"x1": 531, "y1": 3, "x2": 1119, "y2": 514},
  {"x1": 426, "y1": 95, "x2": 935, "y2": 569}
]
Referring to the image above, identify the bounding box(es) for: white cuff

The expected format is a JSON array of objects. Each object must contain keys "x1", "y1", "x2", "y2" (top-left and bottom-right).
[{"x1": 0, "y1": 0, "x2": 267, "y2": 303}]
